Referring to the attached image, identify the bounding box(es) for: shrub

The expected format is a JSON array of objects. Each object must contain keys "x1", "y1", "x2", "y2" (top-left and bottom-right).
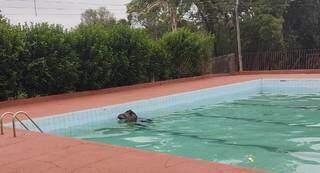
[
  {"x1": 0, "y1": 22, "x2": 215, "y2": 101},
  {"x1": 0, "y1": 23, "x2": 26, "y2": 100},
  {"x1": 72, "y1": 24, "x2": 114, "y2": 90},
  {"x1": 106, "y1": 25, "x2": 151, "y2": 86},
  {"x1": 21, "y1": 23, "x2": 80, "y2": 97},
  {"x1": 72, "y1": 24, "x2": 152, "y2": 89},
  {"x1": 147, "y1": 41, "x2": 170, "y2": 81},
  {"x1": 160, "y1": 28, "x2": 214, "y2": 78}
]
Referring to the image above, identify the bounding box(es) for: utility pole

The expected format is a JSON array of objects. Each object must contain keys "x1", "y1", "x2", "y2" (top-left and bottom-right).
[
  {"x1": 235, "y1": 0, "x2": 243, "y2": 71},
  {"x1": 33, "y1": 0, "x2": 38, "y2": 16}
]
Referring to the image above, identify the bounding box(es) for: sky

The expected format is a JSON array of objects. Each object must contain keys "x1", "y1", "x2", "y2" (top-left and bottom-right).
[{"x1": 0, "y1": 0, "x2": 130, "y2": 28}]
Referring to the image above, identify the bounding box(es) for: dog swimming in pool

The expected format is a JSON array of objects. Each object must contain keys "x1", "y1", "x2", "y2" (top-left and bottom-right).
[{"x1": 117, "y1": 110, "x2": 152, "y2": 124}]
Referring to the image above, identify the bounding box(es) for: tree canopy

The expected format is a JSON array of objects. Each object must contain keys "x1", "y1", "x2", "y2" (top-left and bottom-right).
[
  {"x1": 284, "y1": 0, "x2": 320, "y2": 49},
  {"x1": 81, "y1": 7, "x2": 117, "y2": 27},
  {"x1": 127, "y1": 0, "x2": 319, "y2": 54}
]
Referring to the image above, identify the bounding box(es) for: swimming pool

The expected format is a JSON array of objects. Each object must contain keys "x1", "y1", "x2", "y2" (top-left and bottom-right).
[{"x1": 15, "y1": 79, "x2": 320, "y2": 173}]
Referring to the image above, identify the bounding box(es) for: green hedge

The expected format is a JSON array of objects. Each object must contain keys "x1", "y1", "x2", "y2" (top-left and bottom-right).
[
  {"x1": 105, "y1": 25, "x2": 151, "y2": 86},
  {"x1": 160, "y1": 28, "x2": 214, "y2": 78},
  {"x1": 71, "y1": 24, "x2": 112, "y2": 90},
  {"x1": 22, "y1": 23, "x2": 80, "y2": 97},
  {"x1": 0, "y1": 22, "x2": 26, "y2": 99},
  {"x1": 0, "y1": 23, "x2": 214, "y2": 101}
]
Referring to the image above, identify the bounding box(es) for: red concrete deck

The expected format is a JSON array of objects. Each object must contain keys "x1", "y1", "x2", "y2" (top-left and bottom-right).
[
  {"x1": 0, "y1": 128, "x2": 263, "y2": 173},
  {"x1": 1, "y1": 73, "x2": 320, "y2": 173}
]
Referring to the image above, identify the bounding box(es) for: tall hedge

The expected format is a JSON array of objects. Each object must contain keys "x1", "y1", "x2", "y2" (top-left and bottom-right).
[
  {"x1": 0, "y1": 22, "x2": 26, "y2": 99},
  {"x1": 148, "y1": 41, "x2": 169, "y2": 81},
  {"x1": 0, "y1": 23, "x2": 214, "y2": 101},
  {"x1": 71, "y1": 24, "x2": 113, "y2": 90},
  {"x1": 160, "y1": 28, "x2": 214, "y2": 78},
  {"x1": 72, "y1": 24, "x2": 152, "y2": 90},
  {"x1": 106, "y1": 25, "x2": 151, "y2": 86},
  {"x1": 21, "y1": 23, "x2": 80, "y2": 97}
]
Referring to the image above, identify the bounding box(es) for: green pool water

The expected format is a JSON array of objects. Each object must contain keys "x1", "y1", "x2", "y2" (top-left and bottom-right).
[{"x1": 74, "y1": 93, "x2": 320, "y2": 173}]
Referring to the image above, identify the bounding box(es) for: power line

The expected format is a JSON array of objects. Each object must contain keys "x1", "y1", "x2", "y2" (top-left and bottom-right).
[
  {"x1": 0, "y1": 1, "x2": 128, "y2": 17},
  {"x1": 5, "y1": 13, "x2": 82, "y2": 15},
  {"x1": 192, "y1": 0, "x2": 310, "y2": 8},
  {"x1": 0, "y1": 0, "x2": 130, "y2": 7},
  {"x1": 0, "y1": 6, "x2": 125, "y2": 11}
]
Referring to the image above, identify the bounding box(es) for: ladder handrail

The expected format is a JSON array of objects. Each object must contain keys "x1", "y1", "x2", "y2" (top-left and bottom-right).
[
  {"x1": 13, "y1": 111, "x2": 43, "y2": 137},
  {"x1": 0, "y1": 112, "x2": 14, "y2": 135}
]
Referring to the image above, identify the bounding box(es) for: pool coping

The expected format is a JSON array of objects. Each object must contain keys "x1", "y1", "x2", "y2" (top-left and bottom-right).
[{"x1": 2, "y1": 72, "x2": 320, "y2": 173}]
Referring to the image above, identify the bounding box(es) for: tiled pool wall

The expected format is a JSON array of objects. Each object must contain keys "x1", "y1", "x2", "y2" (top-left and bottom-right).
[
  {"x1": 261, "y1": 78, "x2": 320, "y2": 94},
  {"x1": 11, "y1": 80, "x2": 260, "y2": 133},
  {"x1": 11, "y1": 78, "x2": 320, "y2": 135}
]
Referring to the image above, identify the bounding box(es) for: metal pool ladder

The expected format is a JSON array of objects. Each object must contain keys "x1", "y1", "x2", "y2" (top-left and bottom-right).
[{"x1": 0, "y1": 111, "x2": 43, "y2": 137}]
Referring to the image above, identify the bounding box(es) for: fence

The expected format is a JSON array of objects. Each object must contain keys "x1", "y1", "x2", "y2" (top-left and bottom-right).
[
  {"x1": 243, "y1": 49, "x2": 320, "y2": 71},
  {"x1": 211, "y1": 53, "x2": 237, "y2": 74},
  {"x1": 171, "y1": 53, "x2": 237, "y2": 78}
]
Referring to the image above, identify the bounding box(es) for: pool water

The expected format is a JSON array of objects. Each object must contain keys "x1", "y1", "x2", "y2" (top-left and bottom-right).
[{"x1": 67, "y1": 92, "x2": 320, "y2": 173}]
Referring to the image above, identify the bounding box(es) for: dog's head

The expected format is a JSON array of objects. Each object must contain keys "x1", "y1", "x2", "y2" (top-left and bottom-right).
[{"x1": 118, "y1": 110, "x2": 138, "y2": 122}]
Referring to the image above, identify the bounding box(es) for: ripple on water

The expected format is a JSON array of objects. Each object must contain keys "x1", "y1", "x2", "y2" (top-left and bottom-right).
[
  {"x1": 290, "y1": 152, "x2": 320, "y2": 163},
  {"x1": 289, "y1": 137, "x2": 320, "y2": 143},
  {"x1": 310, "y1": 144, "x2": 320, "y2": 151},
  {"x1": 220, "y1": 159, "x2": 243, "y2": 165},
  {"x1": 296, "y1": 163, "x2": 320, "y2": 173},
  {"x1": 307, "y1": 123, "x2": 320, "y2": 127},
  {"x1": 124, "y1": 136, "x2": 160, "y2": 143}
]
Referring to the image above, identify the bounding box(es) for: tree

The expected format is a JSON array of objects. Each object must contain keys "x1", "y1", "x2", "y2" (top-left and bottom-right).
[
  {"x1": 128, "y1": 6, "x2": 171, "y2": 39},
  {"x1": 0, "y1": 10, "x2": 7, "y2": 24},
  {"x1": 81, "y1": 7, "x2": 117, "y2": 27},
  {"x1": 284, "y1": 0, "x2": 320, "y2": 49},
  {"x1": 128, "y1": 0, "x2": 193, "y2": 32},
  {"x1": 190, "y1": 0, "x2": 240, "y2": 55},
  {"x1": 241, "y1": 14, "x2": 284, "y2": 51},
  {"x1": 192, "y1": 0, "x2": 287, "y2": 53},
  {"x1": 240, "y1": 0, "x2": 287, "y2": 51}
]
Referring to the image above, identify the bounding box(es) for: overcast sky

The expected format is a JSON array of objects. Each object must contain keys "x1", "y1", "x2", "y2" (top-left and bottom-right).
[{"x1": 0, "y1": 0, "x2": 130, "y2": 28}]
